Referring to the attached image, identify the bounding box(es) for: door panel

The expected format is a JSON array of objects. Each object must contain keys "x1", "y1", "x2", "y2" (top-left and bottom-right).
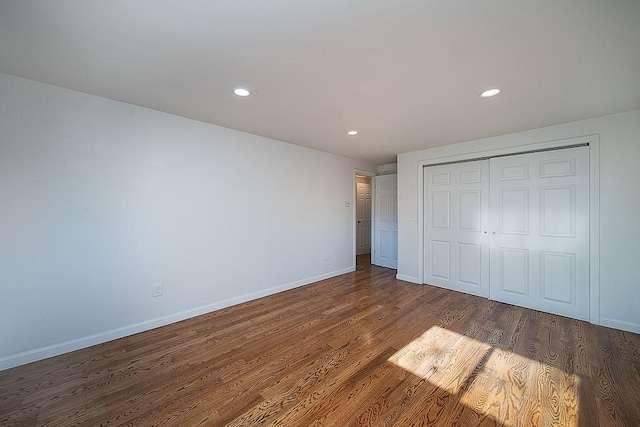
[
  {"x1": 499, "y1": 188, "x2": 528, "y2": 234},
  {"x1": 489, "y1": 146, "x2": 589, "y2": 320},
  {"x1": 540, "y1": 186, "x2": 575, "y2": 237},
  {"x1": 540, "y1": 251, "x2": 574, "y2": 303},
  {"x1": 424, "y1": 160, "x2": 490, "y2": 297},
  {"x1": 499, "y1": 248, "x2": 529, "y2": 296},
  {"x1": 459, "y1": 243, "x2": 481, "y2": 285},
  {"x1": 431, "y1": 240, "x2": 450, "y2": 279},
  {"x1": 432, "y1": 192, "x2": 451, "y2": 228},
  {"x1": 373, "y1": 174, "x2": 398, "y2": 268},
  {"x1": 459, "y1": 191, "x2": 481, "y2": 231}
]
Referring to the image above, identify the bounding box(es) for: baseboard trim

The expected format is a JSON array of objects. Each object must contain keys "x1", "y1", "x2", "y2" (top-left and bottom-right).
[
  {"x1": 598, "y1": 317, "x2": 640, "y2": 334},
  {"x1": 0, "y1": 267, "x2": 353, "y2": 371},
  {"x1": 396, "y1": 274, "x2": 421, "y2": 284}
]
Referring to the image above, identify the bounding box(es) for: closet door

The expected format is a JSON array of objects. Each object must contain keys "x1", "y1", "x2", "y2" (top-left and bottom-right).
[
  {"x1": 424, "y1": 160, "x2": 490, "y2": 297},
  {"x1": 489, "y1": 146, "x2": 589, "y2": 320}
]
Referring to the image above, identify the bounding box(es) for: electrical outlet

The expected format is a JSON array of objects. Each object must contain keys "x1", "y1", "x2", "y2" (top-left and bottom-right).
[{"x1": 152, "y1": 283, "x2": 163, "y2": 297}]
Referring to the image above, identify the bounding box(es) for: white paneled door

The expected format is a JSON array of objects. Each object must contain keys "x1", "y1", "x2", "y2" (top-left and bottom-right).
[
  {"x1": 423, "y1": 160, "x2": 490, "y2": 297},
  {"x1": 423, "y1": 146, "x2": 590, "y2": 321},
  {"x1": 356, "y1": 180, "x2": 372, "y2": 255},
  {"x1": 373, "y1": 174, "x2": 398, "y2": 268},
  {"x1": 489, "y1": 147, "x2": 590, "y2": 320}
]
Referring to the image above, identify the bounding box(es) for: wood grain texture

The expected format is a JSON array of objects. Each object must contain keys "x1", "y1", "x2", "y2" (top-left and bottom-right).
[{"x1": 1, "y1": 255, "x2": 639, "y2": 426}]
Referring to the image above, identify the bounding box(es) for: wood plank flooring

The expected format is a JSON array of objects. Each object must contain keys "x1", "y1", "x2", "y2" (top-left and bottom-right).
[{"x1": 1, "y1": 255, "x2": 639, "y2": 426}]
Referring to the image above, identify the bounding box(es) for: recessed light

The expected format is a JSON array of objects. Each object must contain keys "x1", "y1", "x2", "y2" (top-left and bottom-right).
[
  {"x1": 347, "y1": 130, "x2": 359, "y2": 136},
  {"x1": 234, "y1": 87, "x2": 250, "y2": 97},
  {"x1": 480, "y1": 88, "x2": 500, "y2": 98}
]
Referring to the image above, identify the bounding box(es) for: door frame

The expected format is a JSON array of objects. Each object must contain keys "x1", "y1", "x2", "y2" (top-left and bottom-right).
[
  {"x1": 353, "y1": 170, "x2": 377, "y2": 268},
  {"x1": 416, "y1": 135, "x2": 600, "y2": 324}
]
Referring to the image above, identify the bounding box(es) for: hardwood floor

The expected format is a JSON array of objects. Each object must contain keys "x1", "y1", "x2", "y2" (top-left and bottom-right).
[{"x1": 1, "y1": 255, "x2": 639, "y2": 426}]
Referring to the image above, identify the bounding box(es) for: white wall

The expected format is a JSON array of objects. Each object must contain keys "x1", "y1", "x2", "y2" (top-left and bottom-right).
[
  {"x1": 377, "y1": 163, "x2": 398, "y2": 175},
  {"x1": 0, "y1": 73, "x2": 376, "y2": 369},
  {"x1": 398, "y1": 109, "x2": 640, "y2": 334}
]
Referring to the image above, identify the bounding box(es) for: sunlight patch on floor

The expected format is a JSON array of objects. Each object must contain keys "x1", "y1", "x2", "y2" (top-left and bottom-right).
[
  {"x1": 388, "y1": 325, "x2": 581, "y2": 426},
  {"x1": 388, "y1": 325, "x2": 492, "y2": 395}
]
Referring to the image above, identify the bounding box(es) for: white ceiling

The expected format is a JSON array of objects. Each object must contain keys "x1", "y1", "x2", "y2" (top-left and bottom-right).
[{"x1": 1, "y1": 1, "x2": 639, "y2": 165}]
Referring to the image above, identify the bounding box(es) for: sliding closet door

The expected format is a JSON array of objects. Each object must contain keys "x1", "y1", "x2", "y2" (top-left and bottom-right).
[
  {"x1": 423, "y1": 160, "x2": 490, "y2": 297},
  {"x1": 489, "y1": 146, "x2": 589, "y2": 320}
]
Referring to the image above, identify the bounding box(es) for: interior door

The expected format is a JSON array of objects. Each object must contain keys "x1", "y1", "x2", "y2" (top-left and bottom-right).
[
  {"x1": 423, "y1": 160, "x2": 490, "y2": 297},
  {"x1": 356, "y1": 180, "x2": 372, "y2": 255},
  {"x1": 489, "y1": 146, "x2": 589, "y2": 320},
  {"x1": 373, "y1": 174, "x2": 398, "y2": 268}
]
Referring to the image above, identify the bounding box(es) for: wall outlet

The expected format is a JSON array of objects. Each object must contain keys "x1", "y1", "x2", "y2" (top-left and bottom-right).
[
  {"x1": 324, "y1": 252, "x2": 329, "y2": 260},
  {"x1": 152, "y1": 283, "x2": 163, "y2": 297}
]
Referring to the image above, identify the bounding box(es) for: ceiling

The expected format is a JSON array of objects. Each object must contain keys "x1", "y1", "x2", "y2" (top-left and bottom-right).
[{"x1": 1, "y1": 1, "x2": 639, "y2": 165}]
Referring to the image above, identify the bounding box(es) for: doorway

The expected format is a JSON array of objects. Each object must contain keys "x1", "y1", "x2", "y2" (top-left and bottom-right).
[
  {"x1": 354, "y1": 171, "x2": 376, "y2": 268},
  {"x1": 356, "y1": 175, "x2": 372, "y2": 256},
  {"x1": 353, "y1": 171, "x2": 399, "y2": 270},
  {"x1": 355, "y1": 175, "x2": 372, "y2": 269}
]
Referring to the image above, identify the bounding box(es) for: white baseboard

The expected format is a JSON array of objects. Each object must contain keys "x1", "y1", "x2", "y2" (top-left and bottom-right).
[
  {"x1": 0, "y1": 267, "x2": 353, "y2": 371},
  {"x1": 598, "y1": 317, "x2": 640, "y2": 334},
  {"x1": 396, "y1": 274, "x2": 421, "y2": 284}
]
